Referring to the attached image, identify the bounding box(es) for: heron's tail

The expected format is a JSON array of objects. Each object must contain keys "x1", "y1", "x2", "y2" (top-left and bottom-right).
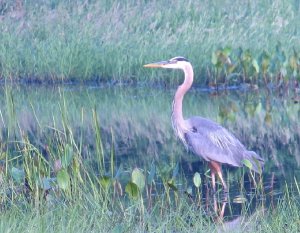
[{"x1": 242, "y1": 151, "x2": 264, "y2": 173}]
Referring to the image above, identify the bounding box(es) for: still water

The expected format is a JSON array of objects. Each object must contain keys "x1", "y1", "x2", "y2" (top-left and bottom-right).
[{"x1": 0, "y1": 84, "x2": 299, "y2": 216}]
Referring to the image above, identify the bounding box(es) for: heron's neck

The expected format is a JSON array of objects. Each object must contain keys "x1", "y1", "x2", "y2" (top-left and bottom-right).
[{"x1": 172, "y1": 64, "x2": 194, "y2": 129}]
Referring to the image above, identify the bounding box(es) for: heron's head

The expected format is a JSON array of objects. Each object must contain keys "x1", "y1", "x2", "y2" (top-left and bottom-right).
[{"x1": 144, "y1": 56, "x2": 190, "y2": 70}]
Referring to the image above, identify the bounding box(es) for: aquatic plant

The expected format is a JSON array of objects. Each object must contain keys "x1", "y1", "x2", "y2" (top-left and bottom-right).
[
  {"x1": 0, "y1": 0, "x2": 299, "y2": 88},
  {"x1": 210, "y1": 44, "x2": 300, "y2": 89}
]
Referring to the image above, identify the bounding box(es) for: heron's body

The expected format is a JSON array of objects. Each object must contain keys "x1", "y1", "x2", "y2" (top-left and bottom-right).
[
  {"x1": 144, "y1": 56, "x2": 264, "y2": 191},
  {"x1": 181, "y1": 116, "x2": 262, "y2": 171}
]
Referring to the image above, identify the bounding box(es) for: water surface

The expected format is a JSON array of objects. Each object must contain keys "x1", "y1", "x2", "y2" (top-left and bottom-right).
[{"x1": 0, "y1": 84, "x2": 299, "y2": 217}]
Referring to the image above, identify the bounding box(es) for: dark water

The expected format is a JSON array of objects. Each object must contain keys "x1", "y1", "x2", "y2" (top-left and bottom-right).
[{"x1": 0, "y1": 84, "x2": 299, "y2": 219}]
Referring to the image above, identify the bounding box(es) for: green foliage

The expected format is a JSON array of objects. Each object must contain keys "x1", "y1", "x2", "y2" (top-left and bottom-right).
[
  {"x1": 210, "y1": 44, "x2": 300, "y2": 87},
  {"x1": 0, "y1": 83, "x2": 299, "y2": 231},
  {"x1": 61, "y1": 144, "x2": 74, "y2": 168},
  {"x1": 242, "y1": 159, "x2": 253, "y2": 170},
  {"x1": 125, "y1": 181, "x2": 139, "y2": 200},
  {"x1": 131, "y1": 168, "x2": 145, "y2": 192},
  {"x1": 193, "y1": 172, "x2": 201, "y2": 188},
  {"x1": 0, "y1": 0, "x2": 299, "y2": 87},
  {"x1": 56, "y1": 169, "x2": 70, "y2": 191},
  {"x1": 100, "y1": 175, "x2": 111, "y2": 191}
]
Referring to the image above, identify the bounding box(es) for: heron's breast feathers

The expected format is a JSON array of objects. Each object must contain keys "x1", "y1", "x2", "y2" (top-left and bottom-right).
[{"x1": 171, "y1": 119, "x2": 191, "y2": 149}]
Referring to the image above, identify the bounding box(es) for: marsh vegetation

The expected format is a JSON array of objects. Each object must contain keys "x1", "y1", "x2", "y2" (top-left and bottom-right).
[
  {"x1": 0, "y1": 0, "x2": 300, "y2": 232},
  {"x1": 0, "y1": 85, "x2": 299, "y2": 232},
  {"x1": 0, "y1": 0, "x2": 299, "y2": 87}
]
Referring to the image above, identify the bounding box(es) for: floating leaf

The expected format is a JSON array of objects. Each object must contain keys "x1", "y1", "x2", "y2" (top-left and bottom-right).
[
  {"x1": 132, "y1": 168, "x2": 145, "y2": 192},
  {"x1": 11, "y1": 167, "x2": 25, "y2": 184},
  {"x1": 125, "y1": 181, "x2": 139, "y2": 200},
  {"x1": 57, "y1": 169, "x2": 70, "y2": 190},
  {"x1": 193, "y1": 172, "x2": 201, "y2": 188},
  {"x1": 242, "y1": 159, "x2": 253, "y2": 170}
]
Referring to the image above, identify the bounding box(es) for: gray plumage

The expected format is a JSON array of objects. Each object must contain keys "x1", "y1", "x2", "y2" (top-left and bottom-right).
[
  {"x1": 184, "y1": 117, "x2": 264, "y2": 172},
  {"x1": 144, "y1": 56, "x2": 264, "y2": 190}
]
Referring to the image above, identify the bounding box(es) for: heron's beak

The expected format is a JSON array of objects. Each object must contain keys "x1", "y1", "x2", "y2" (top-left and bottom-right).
[{"x1": 143, "y1": 60, "x2": 169, "y2": 68}]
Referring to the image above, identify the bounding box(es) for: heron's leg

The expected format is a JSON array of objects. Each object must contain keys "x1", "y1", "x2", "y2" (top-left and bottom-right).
[
  {"x1": 217, "y1": 170, "x2": 228, "y2": 192},
  {"x1": 211, "y1": 170, "x2": 216, "y2": 192},
  {"x1": 209, "y1": 161, "x2": 228, "y2": 192},
  {"x1": 208, "y1": 162, "x2": 217, "y2": 192}
]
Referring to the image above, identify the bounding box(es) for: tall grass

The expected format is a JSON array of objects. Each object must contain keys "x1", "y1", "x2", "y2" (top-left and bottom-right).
[
  {"x1": 0, "y1": 85, "x2": 299, "y2": 185},
  {"x1": 0, "y1": 84, "x2": 299, "y2": 231},
  {"x1": 0, "y1": 0, "x2": 300, "y2": 85}
]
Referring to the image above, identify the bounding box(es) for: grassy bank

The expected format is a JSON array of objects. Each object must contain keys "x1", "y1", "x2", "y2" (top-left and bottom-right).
[{"x1": 0, "y1": 0, "x2": 300, "y2": 85}]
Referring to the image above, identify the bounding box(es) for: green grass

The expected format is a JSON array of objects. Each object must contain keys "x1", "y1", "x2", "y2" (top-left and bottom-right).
[
  {"x1": 0, "y1": 0, "x2": 300, "y2": 85},
  {"x1": 0, "y1": 85, "x2": 299, "y2": 232},
  {"x1": 0, "y1": 170, "x2": 300, "y2": 232},
  {"x1": 0, "y1": 0, "x2": 300, "y2": 228}
]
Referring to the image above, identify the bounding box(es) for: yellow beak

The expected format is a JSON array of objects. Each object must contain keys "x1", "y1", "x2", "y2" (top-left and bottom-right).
[{"x1": 143, "y1": 60, "x2": 168, "y2": 68}]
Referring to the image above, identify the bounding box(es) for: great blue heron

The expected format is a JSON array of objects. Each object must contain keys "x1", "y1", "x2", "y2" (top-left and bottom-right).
[{"x1": 144, "y1": 56, "x2": 264, "y2": 191}]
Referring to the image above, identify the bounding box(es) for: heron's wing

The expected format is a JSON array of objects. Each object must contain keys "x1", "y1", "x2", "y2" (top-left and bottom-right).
[{"x1": 185, "y1": 117, "x2": 247, "y2": 167}]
